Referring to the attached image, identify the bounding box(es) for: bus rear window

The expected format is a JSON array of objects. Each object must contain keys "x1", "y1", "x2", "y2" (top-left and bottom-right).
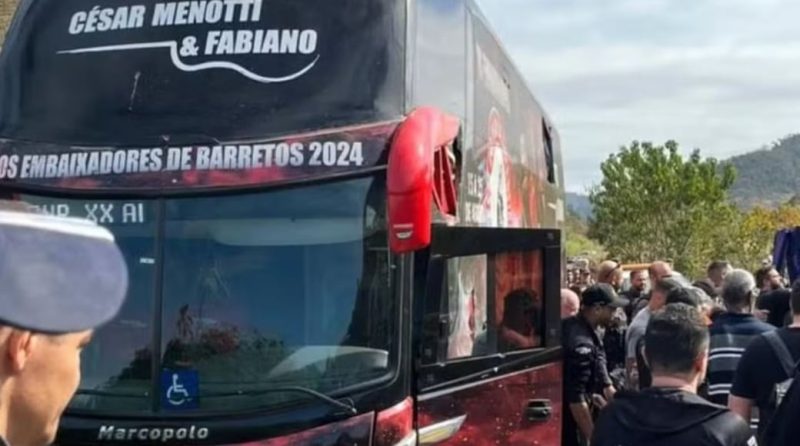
[{"x1": 0, "y1": 0, "x2": 404, "y2": 145}]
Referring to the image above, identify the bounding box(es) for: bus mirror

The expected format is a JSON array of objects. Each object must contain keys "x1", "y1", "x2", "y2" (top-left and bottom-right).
[{"x1": 387, "y1": 107, "x2": 460, "y2": 253}]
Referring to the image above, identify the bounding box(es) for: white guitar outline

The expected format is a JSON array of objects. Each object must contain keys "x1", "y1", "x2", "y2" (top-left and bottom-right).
[{"x1": 57, "y1": 41, "x2": 320, "y2": 84}]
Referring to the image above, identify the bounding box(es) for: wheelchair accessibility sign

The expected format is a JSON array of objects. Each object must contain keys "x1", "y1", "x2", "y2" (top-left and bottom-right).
[{"x1": 161, "y1": 369, "x2": 199, "y2": 410}]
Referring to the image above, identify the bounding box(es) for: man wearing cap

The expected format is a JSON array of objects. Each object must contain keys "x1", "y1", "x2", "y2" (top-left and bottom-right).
[
  {"x1": 561, "y1": 283, "x2": 629, "y2": 446},
  {"x1": 0, "y1": 202, "x2": 128, "y2": 446},
  {"x1": 596, "y1": 260, "x2": 628, "y2": 390}
]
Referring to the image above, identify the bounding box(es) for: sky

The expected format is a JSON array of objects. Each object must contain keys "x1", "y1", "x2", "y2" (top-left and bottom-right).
[{"x1": 476, "y1": 0, "x2": 800, "y2": 193}]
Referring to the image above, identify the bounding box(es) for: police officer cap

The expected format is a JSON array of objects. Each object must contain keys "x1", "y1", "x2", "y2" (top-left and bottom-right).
[
  {"x1": 581, "y1": 283, "x2": 629, "y2": 308},
  {"x1": 0, "y1": 205, "x2": 128, "y2": 334}
]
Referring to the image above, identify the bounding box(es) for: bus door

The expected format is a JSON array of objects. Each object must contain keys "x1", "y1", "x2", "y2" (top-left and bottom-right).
[{"x1": 415, "y1": 225, "x2": 562, "y2": 445}]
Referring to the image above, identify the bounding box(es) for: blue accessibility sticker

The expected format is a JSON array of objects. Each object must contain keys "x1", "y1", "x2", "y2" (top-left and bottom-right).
[{"x1": 160, "y1": 369, "x2": 199, "y2": 410}]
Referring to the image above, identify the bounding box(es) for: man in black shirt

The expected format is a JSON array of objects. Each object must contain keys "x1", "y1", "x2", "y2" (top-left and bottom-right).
[
  {"x1": 755, "y1": 265, "x2": 784, "y2": 294},
  {"x1": 593, "y1": 304, "x2": 755, "y2": 446},
  {"x1": 730, "y1": 279, "x2": 800, "y2": 440},
  {"x1": 562, "y1": 284, "x2": 628, "y2": 446},
  {"x1": 597, "y1": 260, "x2": 627, "y2": 389},
  {"x1": 622, "y1": 269, "x2": 647, "y2": 321},
  {"x1": 757, "y1": 288, "x2": 791, "y2": 328}
]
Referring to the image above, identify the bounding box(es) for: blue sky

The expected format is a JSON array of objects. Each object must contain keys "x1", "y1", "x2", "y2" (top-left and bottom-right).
[{"x1": 476, "y1": 0, "x2": 800, "y2": 193}]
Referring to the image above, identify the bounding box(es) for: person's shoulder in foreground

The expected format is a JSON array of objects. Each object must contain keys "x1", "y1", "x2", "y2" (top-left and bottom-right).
[
  {"x1": 593, "y1": 303, "x2": 756, "y2": 446},
  {"x1": 593, "y1": 388, "x2": 754, "y2": 446},
  {"x1": 0, "y1": 201, "x2": 128, "y2": 446}
]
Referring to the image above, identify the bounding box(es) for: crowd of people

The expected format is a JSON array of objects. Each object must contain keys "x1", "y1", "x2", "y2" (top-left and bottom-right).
[{"x1": 561, "y1": 259, "x2": 800, "y2": 445}]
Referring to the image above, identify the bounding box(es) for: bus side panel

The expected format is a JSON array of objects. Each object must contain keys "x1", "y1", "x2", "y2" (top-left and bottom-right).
[
  {"x1": 417, "y1": 361, "x2": 562, "y2": 445},
  {"x1": 464, "y1": 1, "x2": 566, "y2": 276}
]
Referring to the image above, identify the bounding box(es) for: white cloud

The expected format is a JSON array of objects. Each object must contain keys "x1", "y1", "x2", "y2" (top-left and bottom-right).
[{"x1": 476, "y1": 0, "x2": 800, "y2": 192}]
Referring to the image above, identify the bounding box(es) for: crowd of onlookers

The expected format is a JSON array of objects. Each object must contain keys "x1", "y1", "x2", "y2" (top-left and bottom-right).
[{"x1": 561, "y1": 259, "x2": 800, "y2": 446}]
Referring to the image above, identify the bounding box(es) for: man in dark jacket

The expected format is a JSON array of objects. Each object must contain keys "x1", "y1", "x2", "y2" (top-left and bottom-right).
[
  {"x1": 593, "y1": 304, "x2": 755, "y2": 446},
  {"x1": 562, "y1": 284, "x2": 627, "y2": 446}
]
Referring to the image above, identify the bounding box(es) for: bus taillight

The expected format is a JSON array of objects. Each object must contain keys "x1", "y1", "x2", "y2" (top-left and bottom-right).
[{"x1": 373, "y1": 397, "x2": 414, "y2": 446}]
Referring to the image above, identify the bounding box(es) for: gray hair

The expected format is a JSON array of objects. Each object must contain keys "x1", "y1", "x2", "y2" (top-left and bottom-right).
[
  {"x1": 721, "y1": 269, "x2": 756, "y2": 310},
  {"x1": 689, "y1": 286, "x2": 716, "y2": 312}
]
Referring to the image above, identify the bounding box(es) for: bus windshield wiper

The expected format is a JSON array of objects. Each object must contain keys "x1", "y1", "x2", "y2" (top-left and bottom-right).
[
  {"x1": 76, "y1": 386, "x2": 357, "y2": 415},
  {"x1": 202, "y1": 386, "x2": 358, "y2": 415},
  {"x1": 75, "y1": 388, "x2": 148, "y2": 398}
]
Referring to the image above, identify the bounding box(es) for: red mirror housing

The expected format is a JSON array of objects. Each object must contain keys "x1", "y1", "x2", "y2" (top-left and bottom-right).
[{"x1": 387, "y1": 107, "x2": 460, "y2": 253}]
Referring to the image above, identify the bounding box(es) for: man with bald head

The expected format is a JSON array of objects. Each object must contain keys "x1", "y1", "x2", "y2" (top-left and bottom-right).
[
  {"x1": 562, "y1": 289, "x2": 580, "y2": 319},
  {"x1": 628, "y1": 261, "x2": 675, "y2": 318},
  {"x1": 597, "y1": 260, "x2": 624, "y2": 291},
  {"x1": 648, "y1": 261, "x2": 673, "y2": 286}
]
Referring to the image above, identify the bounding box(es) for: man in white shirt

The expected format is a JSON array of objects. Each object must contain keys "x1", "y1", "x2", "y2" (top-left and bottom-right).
[{"x1": 626, "y1": 276, "x2": 684, "y2": 389}]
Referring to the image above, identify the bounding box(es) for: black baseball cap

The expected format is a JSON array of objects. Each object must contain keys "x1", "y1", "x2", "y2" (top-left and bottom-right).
[
  {"x1": 581, "y1": 283, "x2": 629, "y2": 308},
  {"x1": 0, "y1": 208, "x2": 129, "y2": 334}
]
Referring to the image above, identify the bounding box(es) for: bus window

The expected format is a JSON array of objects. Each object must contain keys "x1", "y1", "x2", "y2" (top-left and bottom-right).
[
  {"x1": 494, "y1": 251, "x2": 545, "y2": 352},
  {"x1": 158, "y1": 175, "x2": 396, "y2": 413},
  {"x1": 20, "y1": 197, "x2": 158, "y2": 413},
  {"x1": 446, "y1": 255, "x2": 489, "y2": 360},
  {"x1": 542, "y1": 119, "x2": 556, "y2": 184},
  {"x1": 21, "y1": 174, "x2": 397, "y2": 416},
  {"x1": 442, "y1": 250, "x2": 545, "y2": 361}
]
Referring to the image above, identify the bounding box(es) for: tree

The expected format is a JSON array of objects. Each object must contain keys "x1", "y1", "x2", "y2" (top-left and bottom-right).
[
  {"x1": 565, "y1": 208, "x2": 605, "y2": 262},
  {"x1": 729, "y1": 205, "x2": 800, "y2": 272},
  {"x1": 589, "y1": 140, "x2": 736, "y2": 277}
]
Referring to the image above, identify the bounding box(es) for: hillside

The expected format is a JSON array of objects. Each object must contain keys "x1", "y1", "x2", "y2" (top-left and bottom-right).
[
  {"x1": 566, "y1": 192, "x2": 592, "y2": 219},
  {"x1": 726, "y1": 134, "x2": 800, "y2": 208},
  {"x1": 567, "y1": 134, "x2": 800, "y2": 212}
]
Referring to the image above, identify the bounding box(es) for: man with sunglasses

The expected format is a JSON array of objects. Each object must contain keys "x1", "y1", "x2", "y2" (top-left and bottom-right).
[{"x1": 562, "y1": 284, "x2": 629, "y2": 446}]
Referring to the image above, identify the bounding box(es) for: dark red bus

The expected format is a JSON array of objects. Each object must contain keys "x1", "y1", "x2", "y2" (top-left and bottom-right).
[{"x1": 0, "y1": 0, "x2": 566, "y2": 444}]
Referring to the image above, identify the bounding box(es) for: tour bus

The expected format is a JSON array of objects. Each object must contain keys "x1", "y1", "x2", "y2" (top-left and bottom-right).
[{"x1": 0, "y1": 0, "x2": 565, "y2": 444}]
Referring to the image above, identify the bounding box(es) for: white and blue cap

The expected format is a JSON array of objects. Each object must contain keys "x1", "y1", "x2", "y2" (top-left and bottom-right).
[{"x1": 0, "y1": 207, "x2": 128, "y2": 334}]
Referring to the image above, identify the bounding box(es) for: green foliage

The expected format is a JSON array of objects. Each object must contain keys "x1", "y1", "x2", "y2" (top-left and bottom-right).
[
  {"x1": 565, "y1": 209, "x2": 605, "y2": 261},
  {"x1": 589, "y1": 140, "x2": 736, "y2": 277},
  {"x1": 725, "y1": 205, "x2": 800, "y2": 272}
]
